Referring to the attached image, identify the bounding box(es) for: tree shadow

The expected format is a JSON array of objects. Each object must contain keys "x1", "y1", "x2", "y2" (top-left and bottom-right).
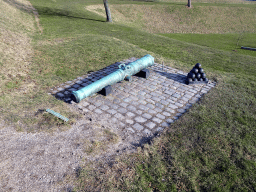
[
  {"x1": 2, "y1": 0, "x2": 34, "y2": 14},
  {"x1": 34, "y1": 6, "x2": 106, "y2": 22},
  {"x1": 2, "y1": 0, "x2": 105, "y2": 23}
]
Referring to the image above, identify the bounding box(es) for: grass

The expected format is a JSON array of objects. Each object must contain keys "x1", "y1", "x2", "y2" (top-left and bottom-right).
[
  {"x1": 86, "y1": 3, "x2": 256, "y2": 34},
  {"x1": 82, "y1": 129, "x2": 119, "y2": 155},
  {"x1": 1, "y1": 0, "x2": 256, "y2": 191},
  {"x1": 158, "y1": 33, "x2": 256, "y2": 57}
]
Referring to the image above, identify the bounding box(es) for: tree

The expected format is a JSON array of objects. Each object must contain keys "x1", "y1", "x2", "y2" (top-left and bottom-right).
[
  {"x1": 103, "y1": 0, "x2": 112, "y2": 22},
  {"x1": 188, "y1": 0, "x2": 191, "y2": 8}
]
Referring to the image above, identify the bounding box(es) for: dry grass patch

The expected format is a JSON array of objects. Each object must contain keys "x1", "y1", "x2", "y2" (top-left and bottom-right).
[
  {"x1": 0, "y1": 0, "x2": 38, "y2": 127},
  {"x1": 82, "y1": 127, "x2": 120, "y2": 156},
  {"x1": 0, "y1": 0, "x2": 36, "y2": 33},
  {"x1": 0, "y1": 0, "x2": 41, "y2": 95},
  {"x1": 0, "y1": 28, "x2": 36, "y2": 95}
]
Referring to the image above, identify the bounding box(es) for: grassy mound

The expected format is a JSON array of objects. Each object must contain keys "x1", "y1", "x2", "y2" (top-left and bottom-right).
[{"x1": 86, "y1": 3, "x2": 256, "y2": 34}]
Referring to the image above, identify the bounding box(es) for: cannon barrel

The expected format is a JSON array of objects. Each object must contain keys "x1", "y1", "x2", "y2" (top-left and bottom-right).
[{"x1": 71, "y1": 54, "x2": 154, "y2": 103}]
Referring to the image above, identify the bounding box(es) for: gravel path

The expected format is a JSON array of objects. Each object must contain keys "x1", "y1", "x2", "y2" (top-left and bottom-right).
[{"x1": 0, "y1": 110, "x2": 132, "y2": 191}]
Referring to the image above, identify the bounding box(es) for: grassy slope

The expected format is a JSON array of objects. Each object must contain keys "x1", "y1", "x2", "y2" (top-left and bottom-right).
[
  {"x1": 2, "y1": 0, "x2": 256, "y2": 190},
  {"x1": 86, "y1": 3, "x2": 256, "y2": 34},
  {"x1": 158, "y1": 33, "x2": 256, "y2": 57}
]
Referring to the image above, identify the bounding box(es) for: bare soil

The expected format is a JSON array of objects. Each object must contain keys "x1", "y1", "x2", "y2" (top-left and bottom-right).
[{"x1": 0, "y1": 103, "x2": 136, "y2": 191}]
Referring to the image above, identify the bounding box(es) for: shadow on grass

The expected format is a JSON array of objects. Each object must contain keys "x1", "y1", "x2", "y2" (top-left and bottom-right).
[
  {"x1": 3, "y1": 0, "x2": 105, "y2": 23},
  {"x1": 34, "y1": 6, "x2": 106, "y2": 22},
  {"x1": 131, "y1": 134, "x2": 158, "y2": 148},
  {"x1": 2, "y1": 0, "x2": 34, "y2": 14}
]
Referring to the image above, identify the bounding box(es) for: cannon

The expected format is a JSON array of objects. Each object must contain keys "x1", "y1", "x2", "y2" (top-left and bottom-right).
[{"x1": 71, "y1": 54, "x2": 154, "y2": 103}]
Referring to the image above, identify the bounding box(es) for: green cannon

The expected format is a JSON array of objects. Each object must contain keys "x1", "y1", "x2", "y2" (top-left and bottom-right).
[{"x1": 71, "y1": 54, "x2": 154, "y2": 103}]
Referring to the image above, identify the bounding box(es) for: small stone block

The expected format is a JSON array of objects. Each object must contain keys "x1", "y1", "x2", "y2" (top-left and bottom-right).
[
  {"x1": 100, "y1": 105, "x2": 109, "y2": 111},
  {"x1": 82, "y1": 108, "x2": 89, "y2": 113},
  {"x1": 135, "y1": 110, "x2": 143, "y2": 115},
  {"x1": 142, "y1": 113, "x2": 152, "y2": 119},
  {"x1": 107, "y1": 109, "x2": 117, "y2": 115},
  {"x1": 82, "y1": 101, "x2": 90, "y2": 107},
  {"x1": 133, "y1": 123, "x2": 144, "y2": 131},
  {"x1": 125, "y1": 76, "x2": 132, "y2": 82},
  {"x1": 72, "y1": 84, "x2": 80, "y2": 89},
  {"x1": 57, "y1": 87, "x2": 64, "y2": 92},
  {"x1": 114, "y1": 113, "x2": 125, "y2": 120},
  {"x1": 51, "y1": 90, "x2": 58, "y2": 94},
  {"x1": 76, "y1": 80, "x2": 83, "y2": 84},
  {"x1": 64, "y1": 85, "x2": 71, "y2": 89},
  {"x1": 113, "y1": 99, "x2": 121, "y2": 104},
  {"x1": 143, "y1": 129, "x2": 151, "y2": 135},
  {"x1": 162, "y1": 112, "x2": 171, "y2": 117},
  {"x1": 56, "y1": 93, "x2": 64, "y2": 98},
  {"x1": 127, "y1": 128, "x2": 135, "y2": 133},
  {"x1": 156, "y1": 114, "x2": 165, "y2": 120},
  {"x1": 161, "y1": 122, "x2": 169, "y2": 127},
  {"x1": 68, "y1": 88, "x2": 77, "y2": 92},
  {"x1": 88, "y1": 105, "x2": 96, "y2": 111},
  {"x1": 135, "y1": 69, "x2": 150, "y2": 79},
  {"x1": 126, "y1": 119, "x2": 134, "y2": 124},
  {"x1": 135, "y1": 116, "x2": 147, "y2": 123},
  {"x1": 166, "y1": 119, "x2": 174, "y2": 123},
  {"x1": 145, "y1": 122, "x2": 156, "y2": 129},
  {"x1": 119, "y1": 102, "x2": 129, "y2": 108},
  {"x1": 94, "y1": 101, "x2": 102, "y2": 107},
  {"x1": 148, "y1": 109, "x2": 157, "y2": 114},
  {"x1": 127, "y1": 112, "x2": 135, "y2": 117},
  {"x1": 110, "y1": 104, "x2": 119, "y2": 109},
  {"x1": 111, "y1": 118, "x2": 118, "y2": 123},
  {"x1": 98, "y1": 85, "x2": 112, "y2": 96},
  {"x1": 156, "y1": 127, "x2": 164, "y2": 132},
  {"x1": 146, "y1": 103, "x2": 155, "y2": 109},
  {"x1": 94, "y1": 109, "x2": 103, "y2": 114},
  {"x1": 117, "y1": 108, "x2": 127, "y2": 114},
  {"x1": 139, "y1": 105, "x2": 149, "y2": 111},
  {"x1": 152, "y1": 117, "x2": 162, "y2": 124},
  {"x1": 119, "y1": 122, "x2": 125, "y2": 128},
  {"x1": 127, "y1": 105, "x2": 137, "y2": 112}
]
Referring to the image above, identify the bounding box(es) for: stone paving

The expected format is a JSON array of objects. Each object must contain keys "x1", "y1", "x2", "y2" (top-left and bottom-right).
[{"x1": 48, "y1": 57, "x2": 216, "y2": 144}]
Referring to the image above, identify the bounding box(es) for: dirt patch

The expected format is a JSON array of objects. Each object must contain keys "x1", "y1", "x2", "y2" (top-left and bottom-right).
[{"x1": 0, "y1": 104, "x2": 136, "y2": 191}]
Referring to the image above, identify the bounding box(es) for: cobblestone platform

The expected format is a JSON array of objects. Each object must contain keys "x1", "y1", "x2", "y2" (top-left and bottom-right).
[{"x1": 49, "y1": 57, "x2": 216, "y2": 144}]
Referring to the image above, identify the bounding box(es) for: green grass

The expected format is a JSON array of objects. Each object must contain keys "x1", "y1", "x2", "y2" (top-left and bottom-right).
[
  {"x1": 2, "y1": 0, "x2": 256, "y2": 190},
  {"x1": 158, "y1": 33, "x2": 256, "y2": 57}
]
